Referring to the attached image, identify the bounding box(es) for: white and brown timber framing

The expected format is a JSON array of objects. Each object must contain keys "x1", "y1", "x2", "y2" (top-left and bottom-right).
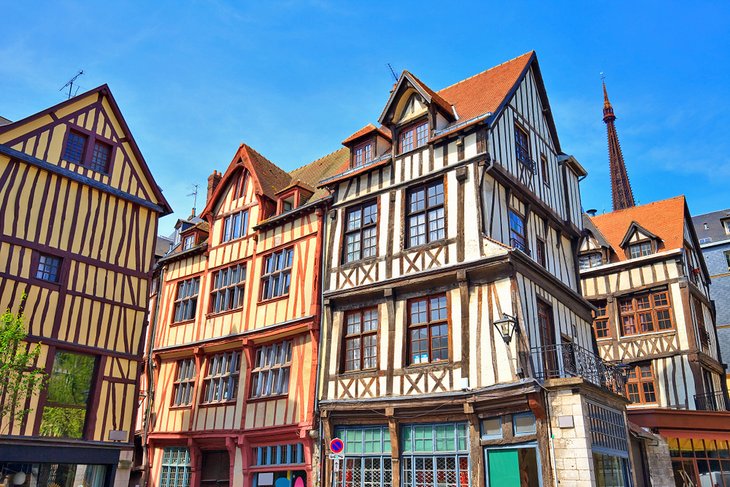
[
  {"x1": 144, "y1": 144, "x2": 347, "y2": 486},
  {"x1": 0, "y1": 85, "x2": 171, "y2": 471},
  {"x1": 317, "y1": 52, "x2": 633, "y2": 487}
]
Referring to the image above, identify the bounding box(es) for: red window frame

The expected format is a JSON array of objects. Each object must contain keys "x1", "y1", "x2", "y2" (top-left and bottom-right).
[
  {"x1": 625, "y1": 363, "x2": 657, "y2": 404},
  {"x1": 353, "y1": 141, "x2": 373, "y2": 167}
]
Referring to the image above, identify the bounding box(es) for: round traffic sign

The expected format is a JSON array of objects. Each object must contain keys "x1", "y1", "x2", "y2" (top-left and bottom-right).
[{"x1": 330, "y1": 437, "x2": 344, "y2": 454}]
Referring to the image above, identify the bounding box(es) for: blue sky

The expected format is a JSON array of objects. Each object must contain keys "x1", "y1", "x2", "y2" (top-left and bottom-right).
[{"x1": 1, "y1": 1, "x2": 728, "y2": 232}]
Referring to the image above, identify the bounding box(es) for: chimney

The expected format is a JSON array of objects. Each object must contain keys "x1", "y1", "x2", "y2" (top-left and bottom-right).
[{"x1": 207, "y1": 170, "x2": 222, "y2": 203}]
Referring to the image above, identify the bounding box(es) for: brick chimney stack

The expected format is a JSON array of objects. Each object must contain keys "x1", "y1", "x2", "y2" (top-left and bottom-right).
[{"x1": 207, "y1": 170, "x2": 222, "y2": 203}]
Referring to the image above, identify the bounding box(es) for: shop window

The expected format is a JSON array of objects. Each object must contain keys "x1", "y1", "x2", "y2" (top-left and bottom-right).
[
  {"x1": 0, "y1": 463, "x2": 107, "y2": 487},
  {"x1": 334, "y1": 426, "x2": 392, "y2": 487},
  {"x1": 253, "y1": 443, "x2": 305, "y2": 466},
  {"x1": 401, "y1": 423, "x2": 469, "y2": 487},
  {"x1": 250, "y1": 340, "x2": 292, "y2": 398},
  {"x1": 160, "y1": 448, "x2": 191, "y2": 487},
  {"x1": 587, "y1": 402, "x2": 631, "y2": 487},
  {"x1": 39, "y1": 351, "x2": 96, "y2": 439},
  {"x1": 669, "y1": 438, "x2": 730, "y2": 487}
]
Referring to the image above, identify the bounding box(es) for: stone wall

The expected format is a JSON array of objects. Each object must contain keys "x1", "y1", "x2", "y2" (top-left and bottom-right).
[
  {"x1": 643, "y1": 435, "x2": 675, "y2": 487},
  {"x1": 548, "y1": 388, "x2": 596, "y2": 486}
]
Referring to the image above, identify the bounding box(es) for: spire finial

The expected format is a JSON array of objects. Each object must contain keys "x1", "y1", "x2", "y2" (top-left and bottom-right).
[{"x1": 601, "y1": 77, "x2": 635, "y2": 211}]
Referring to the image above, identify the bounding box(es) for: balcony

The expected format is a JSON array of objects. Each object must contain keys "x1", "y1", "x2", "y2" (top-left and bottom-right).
[
  {"x1": 694, "y1": 391, "x2": 729, "y2": 411},
  {"x1": 530, "y1": 342, "x2": 626, "y2": 395}
]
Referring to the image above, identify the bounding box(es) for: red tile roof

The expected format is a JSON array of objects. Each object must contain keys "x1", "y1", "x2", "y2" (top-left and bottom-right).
[
  {"x1": 438, "y1": 51, "x2": 534, "y2": 122},
  {"x1": 289, "y1": 147, "x2": 349, "y2": 200},
  {"x1": 404, "y1": 70, "x2": 455, "y2": 118},
  {"x1": 588, "y1": 196, "x2": 687, "y2": 261},
  {"x1": 342, "y1": 124, "x2": 392, "y2": 145}
]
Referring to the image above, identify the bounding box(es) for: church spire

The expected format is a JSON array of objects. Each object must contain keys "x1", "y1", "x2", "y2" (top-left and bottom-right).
[{"x1": 602, "y1": 80, "x2": 635, "y2": 211}]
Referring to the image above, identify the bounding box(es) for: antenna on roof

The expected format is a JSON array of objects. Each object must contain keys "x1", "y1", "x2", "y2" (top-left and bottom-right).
[
  {"x1": 187, "y1": 184, "x2": 199, "y2": 218},
  {"x1": 60, "y1": 70, "x2": 84, "y2": 99},
  {"x1": 387, "y1": 63, "x2": 399, "y2": 82},
  {"x1": 600, "y1": 71, "x2": 606, "y2": 81}
]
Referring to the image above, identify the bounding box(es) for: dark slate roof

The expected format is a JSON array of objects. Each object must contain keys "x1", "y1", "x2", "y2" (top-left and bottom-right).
[
  {"x1": 692, "y1": 209, "x2": 730, "y2": 245},
  {"x1": 0, "y1": 115, "x2": 11, "y2": 126}
]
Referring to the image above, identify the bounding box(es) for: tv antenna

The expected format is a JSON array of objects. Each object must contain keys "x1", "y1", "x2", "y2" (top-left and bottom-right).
[
  {"x1": 187, "y1": 184, "x2": 199, "y2": 217},
  {"x1": 387, "y1": 63, "x2": 399, "y2": 82},
  {"x1": 60, "y1": 70, "x2": 84, "y2": 99},
  {"x1": 600, "y1": 71, "x2": 606, "y2": 81}
]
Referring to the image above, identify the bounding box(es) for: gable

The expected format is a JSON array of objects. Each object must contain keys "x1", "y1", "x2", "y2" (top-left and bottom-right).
[
  {"x1": 619, "y1": 222, "x2": 660, "y2": 248},
  {"x1": 0, "y1": 85, "x2": 170, "y2": 214}
]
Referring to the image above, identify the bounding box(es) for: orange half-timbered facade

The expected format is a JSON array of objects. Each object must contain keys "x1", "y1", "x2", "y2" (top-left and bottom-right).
[
  {"x1": 144, "y1": 145, "x2": 347, "y2": 487},
  {"x1": 0, "y1": 86, "x2": 171, "y2": 486}
]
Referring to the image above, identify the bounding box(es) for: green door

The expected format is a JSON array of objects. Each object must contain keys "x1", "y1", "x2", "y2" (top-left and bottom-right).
[{"x1": 487, "y1": 449, "x2": 521, "y2": 486}]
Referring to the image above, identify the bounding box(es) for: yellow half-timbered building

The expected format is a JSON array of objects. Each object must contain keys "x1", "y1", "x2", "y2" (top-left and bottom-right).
[
  {"x1": 142, "y1": 144, "x2": 346, "y2": 487},
  {"x1": 0, "y1": 86, "x2": 171, "y2": 487}
]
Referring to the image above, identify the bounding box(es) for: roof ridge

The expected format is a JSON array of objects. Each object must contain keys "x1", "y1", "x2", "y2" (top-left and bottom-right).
[
  {"x1": 288, "y1": 147, "x2": 348, "y2": 175},
  {"x1": 592, "y1": 195, "x2": 685, "y2": 219},
  {"x1": 437, "y1": 51, "x2": 534, "y2": 93}
]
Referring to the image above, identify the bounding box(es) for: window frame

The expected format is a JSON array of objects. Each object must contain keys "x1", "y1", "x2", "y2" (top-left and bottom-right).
[
  {"x1": 260, "y1": 247, "x2": 294, "y2": 301},
  {"x1": 592, "y1": 300, "x2": 611, "y2": 340},
  {"x1": 722, "y1": 218, "x2": 730, "y2": 235},
  {"x1": 221, "y1": 210, "x2": 249, "y2": 243},
  {"x1": 514, "y1": 123, "x2": 532, "y2": 170},
  {"x1": 352, "y1": 140, "x2": 373, "y2": 168},
  {"x1": 201, "y1": 351, "x2": 241, "y2": 405},
  {"x1": 249, "y1": 340, "x2": 293, "y2": 400},
  {"x1": 407, "y1": 294, "x2": 450, "y2": 366},
  {"x1": 625, "y1": 363, "x2": 658, "y2": 404},
  {"x1": 405, "y1": 178, "x2": 446, "y2": 248},
  {"x1": 160, "y1": 447, "x2": 191, "y2": 487},
  {"x1": 172, "y1": 277, "x2": 200, "y2": 323},
  {"x1": 398, "y1": 119, "x2": 429, "y2": 154},
  {"x1": 540, "y1": 153, "x2": 550, "y2": 187},
  {"x1": 89, "y1": 139, "x2": 112, "y2": 173},
  {"x1": 171, "y1": 358, "x2": 196, "y2": 407},
  {"x1": 618, "y1": 289, "x2": 674, "y2": 336},
  {"x1": 342, "y1": 200, "x2": 378, "y2": 264},
  {"x1": 34, "y1": 252, "x2": 63, "y2": 283},
  {"x1": 725, "y1": 250, "x2": 730, "y2": 271},
  {"x1": 182, "y1": 234, "x2": 196, "y2": 251},
  {"x1": 508, "y1": 207, "x2": 528, "y2": 254},
  {"x1": 210, "y1": 262, "x2": 246, "y2": 314},
  {"x1": 579, "y1": 252, "x2": 603, "y2": 270},
  {"x1": 536, "y1": 238, "x2": 547, "y2": 267},
  {"x1": 628, "y1": 240, "x2": 653, "y2": 259},
  {"x1": 61, "y1": 126, "x2": 116, "y2": 174},
  {"x1": 342, "y1": 307, "x2": 379, "y2": 373}
]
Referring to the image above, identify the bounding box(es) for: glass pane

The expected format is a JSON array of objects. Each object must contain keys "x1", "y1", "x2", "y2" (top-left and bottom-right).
[{"x1": 482, "y1": 417, "x2": 502, "y2": 438}]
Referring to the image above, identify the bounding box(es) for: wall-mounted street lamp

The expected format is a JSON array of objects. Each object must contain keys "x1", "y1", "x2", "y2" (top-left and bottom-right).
[{"x1": 493, "y1": 313, "x2": 519, "y2": 344}]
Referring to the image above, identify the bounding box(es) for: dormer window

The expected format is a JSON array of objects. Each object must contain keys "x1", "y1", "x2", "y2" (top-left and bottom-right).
[
  {"x1": 723, "y1": 218, "x2": 730, "y2": 235},
  {"x1": 182, "y1": 234, "x2": 196, "y2": 251},
  {"x1": 282, "y1": 197, "x2": 294, "y2": 212},
  {"x1": 399, "y1": 121, "x2": 428, "y2": 154},
  {"x1": 628, "y1": 241, "x2": 652, "y2": 259},
  {"x1": 353, "y1": 141, "x2": 372, "y2": 168},
  {"x1": 579, "y1": 252, "x2": 603, "y2": 270}
]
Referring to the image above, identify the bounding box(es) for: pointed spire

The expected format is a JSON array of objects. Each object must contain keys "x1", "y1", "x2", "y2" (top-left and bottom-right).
[{"x1": 602, "y1": 80, "x2": 635, "y2": 211}]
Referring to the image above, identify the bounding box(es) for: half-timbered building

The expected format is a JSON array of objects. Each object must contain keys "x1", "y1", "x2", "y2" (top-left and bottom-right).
[
  {"x1": 143, "y1": 144, "x2": 347, "y2": 487},
  {"x1": 580, "y1": 84, "x2": 730, "y2": 487},
  {"x1": 0, "y1": 86, "x2": 171, "y2": 486},
  {"x1": 316, "y1": 52, "x2": 634, "y2": 487}
]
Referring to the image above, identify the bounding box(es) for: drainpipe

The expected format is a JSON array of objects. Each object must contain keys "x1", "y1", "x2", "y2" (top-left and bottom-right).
[{"x1": 141, "y1": 264, "x2": 165, "y2": 487}]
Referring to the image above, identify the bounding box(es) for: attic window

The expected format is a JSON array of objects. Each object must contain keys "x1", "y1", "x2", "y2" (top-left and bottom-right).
[
  {"x1": 399, "y1": 121, "x2": 428, "y2": 154},
  {"x1": 723, "y1": 218, "x2": 730, "y2": 235},
  {"x1": 182, "y1": 234, "x2": 196, "y2": 251},
  {"x1": 579, "y1": 252, "x2": 603, "y2": 270},
  {"x1": 282, "y1": 198, "x2": 294, "y2": 212},
  {"x1": 353, "y1": 141, "x2": 372, "y2": 168},
  {"x1": 628, "y1": 242, "x2": 653, "y2": 259}
]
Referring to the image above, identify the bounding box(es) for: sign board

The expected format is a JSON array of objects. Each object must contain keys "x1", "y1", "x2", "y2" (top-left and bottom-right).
[
  {"x1": 328, "y1": 453, "x2": 344, "y2": 459},
  {"x1": 329, "y1": 437, "x2": 345, "y2": 454}
]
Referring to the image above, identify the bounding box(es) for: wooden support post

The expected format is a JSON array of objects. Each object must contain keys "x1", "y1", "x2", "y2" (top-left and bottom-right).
[
  {"x1": 387, "y1": 408, "x2": 400, "y2": 487},
  {"x1": 465, "y1": 402, "x2": 485, "y2": 487}
]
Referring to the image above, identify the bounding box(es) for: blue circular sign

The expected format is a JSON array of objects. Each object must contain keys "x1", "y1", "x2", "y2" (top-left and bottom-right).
[{"x1": 330, "y1": 437, "x2": 344, "y2": 454}]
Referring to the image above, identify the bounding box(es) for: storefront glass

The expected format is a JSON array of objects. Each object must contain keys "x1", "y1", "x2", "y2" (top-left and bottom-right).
[
  {"x1": 333, "y1": 426, "x2": 392, "y2": 487},
  {"x1": 0, "y1": 463, "x2": 106, "y2": 487},
  {"x1": 668, "y1": 437, "x2": 730, "y2": 487}
]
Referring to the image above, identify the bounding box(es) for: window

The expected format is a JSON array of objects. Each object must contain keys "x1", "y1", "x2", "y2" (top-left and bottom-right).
[
  {"x1": 725, "y1": 250, "x2": 730, "y2": 271},
  {"x1": 592, "y1": 301, "x2": 610, "y2": 339},
  {"x1": 628, "y1": 241, "x2": 653, "y2": 258},
  {"x1": 481, "y1": 417, "x2": 502, "y2": 439},
  {"x1": 514, "y1": 124, "x2": 532, "y2": 169},
  {"x1": 579, "y1": 252, "x2": 603, "y2": 270},
  {"x1": 343, "y1": 201, "x2": 377, "y2": 263},
  {"x1": 401, "y1": 423, "x2": 469, "y2": 487},
  {"x1": 399, "y1": 121, "x2": 428, "y2": 154},
  {"x1": 63, "y1": 131, "x2": 87, "y2": 164},
  {"x1": 202, "y1": 351, "x2": 240, "y2": 404},
  {"x1": 89, "y1": 141, "x2": 111, "y2": 173},
  {"x1": 353, "y1": 142, "x2": 373, "y2": 167},
  {"x1": 343, "y1": 308, "x2": 378, "y2": 372},
  {"x1": 694, "y1": 297, "x2": 710, "y2": 349},
  {"x1": 619, "y1": 289, "x2": 673, "y2": 336},
  {"x1": 509, "y1": 208, "x2": 528, "y2": 253},
  {"x1": 513, "y1": 412, "x2": 536, "y2": 436},
  {"x1": 222, "y1": 210, "x2": 249, "y2": 243},
  {"x1": 588, "y1": 402, "x2": 631, "y2": 487},
  {"x1": 173, "y1": 278, "x2": 199, "y2": 323},
  {"x1": 536, "y1": 238, "x2": 546, "y2": 267},
  {"x1": 669, "y1": 438, "x2": 730, "y2": 487},
  {"x1": 260, "y1": 248, "x2": 293, "y2": 300},
  {"x1": 541, "y1": 154, "x2": 550, "y2": 187},
  {"x1": 282, "y1": 198, "x2": 294, "y2": 212},
  {"x1": 172, "y1": 358, "x2": 196, "y2": 407},
  {"x1": 253, "y1": 443, "x2": 305, "y2": 466},
  {"x1": 406, "y1": 180, "x2": 445, "y2": 247},
  {"x1": 625, "y1": 364, "x2": 657, "y2": 404},
  {"x1": 211, "y1": 263, "x2": 246, "y2": 313},
  {"x1": 36, "y1": 253, "x2": 62, "y2": 282},
  {"x1": 723, "y1": 218, "x2": 730, "y2": 235},
  {"x1": 250, "y1": 341, "x2": 292, "y2": 398},
  {"x1": 408, "y1": 295, "x2": 448, "y2": 365},
  {"x1": 182, "y1": 234, "x2": 195, "y2": 251},
  {"x1": 335, "y1": 426, "x2": 392, "y2": 487},
  {"x1": 40, "y1": 351, "x2": 96, "y2": 439},
  {"x1": 159, "y1": 448, "x2": 191, "y2": 487}
]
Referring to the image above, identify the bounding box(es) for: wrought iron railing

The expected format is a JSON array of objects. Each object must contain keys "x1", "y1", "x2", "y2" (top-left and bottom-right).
[
  {"x1": 694, "y1": 391, "x2": 729, "y2": 411},
  {"x1": 530, "y1": 342, "x2": 626, "y2": 394}
]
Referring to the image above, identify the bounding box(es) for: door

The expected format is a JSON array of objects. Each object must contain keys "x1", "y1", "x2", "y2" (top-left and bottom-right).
[
  {"x1": 537, "y1": 300, "x2": 558, "y2": 378},
  {"x1": 487, "y1": 450, "x2": 520, "y2": 486},
  {"x1": 201, "y1": 451, "x2": 230, "y2": 487}
]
